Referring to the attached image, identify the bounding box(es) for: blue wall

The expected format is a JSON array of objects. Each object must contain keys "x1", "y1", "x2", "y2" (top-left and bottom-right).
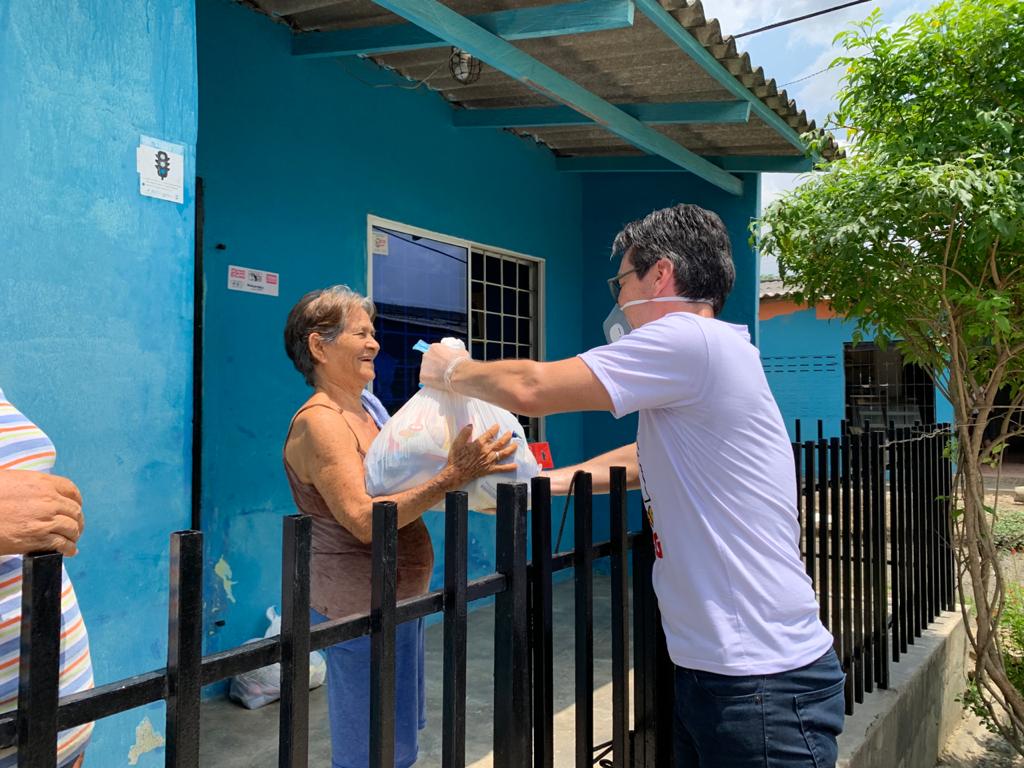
[
  {"x1": 0, "y1": 1, "x2": 197, "y2": 764},
  {"x1": 196, "y1": 0, "x2": 586, "y2": 651},
  {"x1": 577, "y1": 172, "x2": 762, "y2": 535},
  {"x1": 759, "y1": 307, "x2": 955, "y2": 441}
]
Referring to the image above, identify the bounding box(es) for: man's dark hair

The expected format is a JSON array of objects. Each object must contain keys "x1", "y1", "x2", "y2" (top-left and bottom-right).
[{"x1": 612, "y1": 203, "x2": 735, "y2": 316}]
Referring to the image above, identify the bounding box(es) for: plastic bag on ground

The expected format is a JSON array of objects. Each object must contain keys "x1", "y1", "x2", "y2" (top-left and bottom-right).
[
  {"x1": 364, "y1": 338, "x2": 540, "y2": 512},
  {"x1": 228, "y1": 606, "x2": 327, "y2": 710}
]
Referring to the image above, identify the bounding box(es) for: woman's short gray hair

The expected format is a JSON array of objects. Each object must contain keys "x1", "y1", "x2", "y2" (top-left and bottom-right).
[{"x1": 284, "y1": 285, "x2": 376, "y2": 387}]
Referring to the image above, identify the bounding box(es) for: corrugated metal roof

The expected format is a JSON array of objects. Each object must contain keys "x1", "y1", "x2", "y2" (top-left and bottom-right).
[
  {"x1": 242, "y1": 0, "x2": 835, "y2": 160},
  {"x1": 759, "y1": 278, "x2": 800, "y2": 299}
]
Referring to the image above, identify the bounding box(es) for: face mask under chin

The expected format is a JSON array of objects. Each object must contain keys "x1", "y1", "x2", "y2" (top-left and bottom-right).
[{"x1": 602, "y1": 296, "x2": 713, "y2": 344}]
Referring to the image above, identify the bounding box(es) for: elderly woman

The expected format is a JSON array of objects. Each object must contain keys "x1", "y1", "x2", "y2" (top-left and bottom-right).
[{"x1": 283, "y1": 285, "x2": 514, "y2": 768}]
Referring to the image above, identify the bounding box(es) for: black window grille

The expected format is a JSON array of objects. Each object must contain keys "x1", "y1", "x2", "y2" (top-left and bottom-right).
[{"x1": 843, "y1": 342, "x2": 936, "y2": 431}]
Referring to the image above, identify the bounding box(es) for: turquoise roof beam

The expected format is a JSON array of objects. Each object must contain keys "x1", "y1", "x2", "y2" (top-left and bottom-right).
[
  {"x1": 293, "y1": 0, "x2": 635, "y2": 58},
  {"x1": 556, "y1": 156, "x2": 814, "y2": 173},
  {"x1": 368, "y1": 0, "x2": 744, "y2": 195},
  {"x1": 633, "y1": 0, "x2": 806, "y2": 152},
  {"x1": 453, "y1": 100, "x2": 750, "y2": 128}
]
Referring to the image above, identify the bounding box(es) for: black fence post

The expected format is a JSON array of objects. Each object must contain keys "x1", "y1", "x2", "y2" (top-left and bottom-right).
[
  {"x1": 632, "y1": 495, "x2": 657, "y2": 768},
  {"x1": 18, "y1": 552, "x2": 63, "y2": 768},
  {"x1": 941, "y1": 424, "x2": 955, "y2": 611},
  {"x1": 167, "y1": 530, "x2": 204, "y2": 768},
  {"x1": 818, "y1": 438, "x2": 830, "y2": 631},
  {"x1": 872, "y1": 431, "x2": 890, "y2": 688},
  {"x1": 897, "y1": 427, "x2": 911, "y2": 653},
  {"x1": 442, "y1": 491, "x2": 469, "y2": 768},
  {"x1": 279, "y1": 515, "x2": 311, "y2": 768},
  {"x1": 529, "y1": 478, "x2": 553, "y2": 768},
  {"x1": 851, "y1": 430, "x2": 864, "y2": 704},
  {"x1": 839, "y1": 436, "x2": 854, "y2": 715},
  {"x1": 610, "y1": 467, "x2": 630, "y2": 767},
  {"x1": 829, "y1": 437, "x2": 842, "y2": 667},
  {"x1": 573, "y1": 472, "x2": 594, "y2": 768},
  {"x1": 494, "y1": 482, "x2": 530, "y2": 768},
  {"x1": 804, "y1": 442, "x2": 817, "y2": 592},
  {"x1": 887, "y1": 427, "x2": 901, "y2": 663},
  {"x1": 369, "y1": 501, "x2": 398, "y2": 768},
  {"x1": 860, "y1": 427, "x2": 874, "y2": 694}
]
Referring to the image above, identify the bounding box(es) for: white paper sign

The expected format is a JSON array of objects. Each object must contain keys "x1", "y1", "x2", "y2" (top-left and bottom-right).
[
  {"x1": 372, "y1": 232, "x2": 389, "y2": 256},
  {"x1": 228, "y1": 265, "x2": 279, "y2": 297},
  {"x1": 137, "y1": 135, "x2": 185, "y2": 203}
]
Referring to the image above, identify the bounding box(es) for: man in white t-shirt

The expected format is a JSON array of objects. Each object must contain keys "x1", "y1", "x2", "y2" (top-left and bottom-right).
[{"x1": 420, "y1": 203, "x2": 844, "y2": 767}]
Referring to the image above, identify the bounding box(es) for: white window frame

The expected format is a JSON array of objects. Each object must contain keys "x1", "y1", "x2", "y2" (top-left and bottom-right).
[{"x1": 366, "y1": 214, "x2": 547, "y2": 440}]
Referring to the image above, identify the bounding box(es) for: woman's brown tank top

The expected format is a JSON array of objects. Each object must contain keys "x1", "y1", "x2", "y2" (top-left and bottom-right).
[{"x1": 283, "y1": 402, "x2": 434, "y2": 619}]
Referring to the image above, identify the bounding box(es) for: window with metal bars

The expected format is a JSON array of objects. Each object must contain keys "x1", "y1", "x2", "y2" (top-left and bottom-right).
[
  {"x1": 369, "y1": 221, "x2": 543, "y2": 441},
  {"x1": 843, "y1": 342, "x2": 936, "y2": 431},
  {"x1": 469, "y1": 249, "x2": 540, "y2": 441}
]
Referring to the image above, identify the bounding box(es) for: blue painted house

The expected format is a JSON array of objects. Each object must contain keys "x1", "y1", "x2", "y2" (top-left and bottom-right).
[
  {"x1": 2, "y1": 0, "x2": 831, "y2": 762},
  {"x1": 758, "y1": 278, "x2": 955, "y2": 441}
]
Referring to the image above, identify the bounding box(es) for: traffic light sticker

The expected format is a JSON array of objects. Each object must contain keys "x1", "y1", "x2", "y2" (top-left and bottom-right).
[{"x1": 137, "y1": 135, "x2": 185, "y2": 204}]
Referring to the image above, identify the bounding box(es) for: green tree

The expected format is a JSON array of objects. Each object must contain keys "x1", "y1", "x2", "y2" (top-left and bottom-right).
[{"x1": 757, "y1": 0, "x2": 1024, "y2": 747}]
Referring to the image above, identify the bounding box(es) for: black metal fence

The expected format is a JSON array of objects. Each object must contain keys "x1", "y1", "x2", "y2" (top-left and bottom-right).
[
  {"x1": 793, "y1": 421, "x2": 955, "y2": 715},
  {"x1": 5, "y1": 423, "x2": 955, "y2": 766},
  {"x1": 2, "y1": 470, "x2": 676, "y2": 768}
]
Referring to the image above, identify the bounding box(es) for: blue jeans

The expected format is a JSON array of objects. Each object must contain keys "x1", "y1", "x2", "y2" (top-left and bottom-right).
[
  {"x1": 310, "y1": 610, "x2": 426, "y2": 768},
  {"x1": 674, "y1": 649, "x2": 845, "y2": 768}
]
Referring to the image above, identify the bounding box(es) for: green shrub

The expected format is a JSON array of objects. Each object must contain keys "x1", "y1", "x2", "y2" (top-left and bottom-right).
[{"x1": 992, "y1": 509, "x2": 1024, "y2": 551}]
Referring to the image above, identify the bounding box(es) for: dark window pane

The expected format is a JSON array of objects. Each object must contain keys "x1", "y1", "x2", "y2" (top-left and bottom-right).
[
  {"x1": 471, "y1": 281, "x2": 484, "y2": 311},
  {"x1": 518, "y1": 318, "x2": 531, "y2": 343},
  {"x1": 486, "y1": 312, "x2": 501, "y2": 340},
  {"x1": 503, "y1": 259, "x2": 517, "y2": 286},
  {"x1": 472, "y1": 251, "x2": 483, "y2": 280},
  {"x1": 518, "y1": 344, "x2": 532, "y2": 360},
  {"x1": 503, "y1": 343, "x2": 517, "y2": 359},
  {"x1": 471, "y1": 310, "x2": 484, "y2": 338},
  {"x1": 518, "y1": 263, "x2": 530, "y2": 288},
  {"x1": 503, "y1": 288, "x2": 516, "y2": 314},
  {"x1": 486, "y1": 284, "x2": 500, "y2": 313},
  {"x1": 518, "y1": 290, "x2": 531, "y2": 316},
  {"x1": 371, "y1": 226, "x2": 467, "y2": 415},
  {"x1": 472, "y1": 342, "x2": 485, "y2": 359},
  {"x1": 487, "y1": 342, "x2": 501, "y2": 360},
  {"x1": 503, "y1": 316, "x2": 516, "y2": 343},
  {"x1": 486, "y1": 256, "x2": 502, "y2": 284}
]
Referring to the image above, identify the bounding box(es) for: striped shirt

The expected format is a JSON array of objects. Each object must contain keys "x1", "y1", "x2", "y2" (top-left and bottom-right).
[{"x1": 0, "y1": 389, "x2": 93, "y2": 767}]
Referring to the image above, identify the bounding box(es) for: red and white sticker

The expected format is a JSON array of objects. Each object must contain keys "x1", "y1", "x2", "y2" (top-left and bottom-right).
[{"x1": 228, "y1": 264, "x2": 279, "y2": 297}]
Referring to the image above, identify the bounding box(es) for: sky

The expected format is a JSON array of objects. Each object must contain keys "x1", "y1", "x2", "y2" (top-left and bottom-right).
[{"x1": 698, "y1": 0, "x2": 934, "y2": 274}]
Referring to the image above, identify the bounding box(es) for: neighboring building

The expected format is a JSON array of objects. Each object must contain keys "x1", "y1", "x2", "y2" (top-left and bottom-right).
[
  {"x1": 3, "y1": 1, "x2": 830, "y2": 761},
  {"x1": 758, "y1": 278, "x2": 954, "y2": 441}
]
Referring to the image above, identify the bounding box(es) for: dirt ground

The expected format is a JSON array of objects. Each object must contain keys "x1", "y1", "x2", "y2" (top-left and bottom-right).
[{"x1": 937, "y1": 460, "x2": 1024, "y2": 767}]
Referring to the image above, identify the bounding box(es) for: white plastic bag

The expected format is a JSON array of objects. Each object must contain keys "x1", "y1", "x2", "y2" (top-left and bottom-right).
[
  {"x1": 364, "y1": 339, "x2": 540, "y2": 512},
  {"x1": 228, "y1": 606, "x2": 327, "y2": 710}
]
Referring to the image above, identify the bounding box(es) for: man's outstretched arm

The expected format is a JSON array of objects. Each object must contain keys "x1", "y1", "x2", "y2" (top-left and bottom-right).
[
  {"x1": 542, "y1": 442, "x2": 639, "y2": 495},
  {"x1": 419, "y1": 344, "x2": 612, "y2": 417}
]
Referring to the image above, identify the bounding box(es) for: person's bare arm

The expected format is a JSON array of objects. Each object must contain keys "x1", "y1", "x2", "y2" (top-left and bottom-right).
[
  {"x1": 0, "y1": 470, "x2": 84, "y2": 556},
  {"x1": 542, "y1": 443, "x2": 639, "y2": 495},
  {"x1": 421, "y1": 345, "x2": 613, "y2": 418},
  {"x1": 286, "y1": 408, "x2": 516, "y2": 544}
]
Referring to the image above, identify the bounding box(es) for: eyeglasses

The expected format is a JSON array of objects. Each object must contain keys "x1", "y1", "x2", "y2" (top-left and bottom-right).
[{"x1": 607, "y1": 266, "x2": 640, "y2": 301}]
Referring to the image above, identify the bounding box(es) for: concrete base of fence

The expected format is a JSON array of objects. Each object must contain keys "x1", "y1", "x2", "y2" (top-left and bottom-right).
[{"x1": 838, "y1": 611, "x2": 968, "y2": 768}]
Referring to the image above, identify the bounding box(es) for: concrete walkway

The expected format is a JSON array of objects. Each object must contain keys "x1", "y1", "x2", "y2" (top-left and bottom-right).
[{"x1": 199, "y1": 575, "x2": 627, "y2": 767}]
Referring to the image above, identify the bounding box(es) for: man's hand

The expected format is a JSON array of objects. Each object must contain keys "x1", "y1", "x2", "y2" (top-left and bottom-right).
[
  {"x1": 0, "y1": 470, "x2": 84, "y2": 556},
  {"x1": 420, "y1": 343, "x2": 470, "y2": 391}
]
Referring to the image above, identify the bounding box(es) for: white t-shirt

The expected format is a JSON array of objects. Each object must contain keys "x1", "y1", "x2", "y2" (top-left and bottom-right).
[{"x1": 579, "y1": 312, "x2": 833, "y2": 675}]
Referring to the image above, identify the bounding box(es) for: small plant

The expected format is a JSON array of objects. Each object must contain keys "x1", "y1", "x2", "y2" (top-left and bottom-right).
[{"x1": 994, "y1": 510, "x2": 1024, "y2": 551}]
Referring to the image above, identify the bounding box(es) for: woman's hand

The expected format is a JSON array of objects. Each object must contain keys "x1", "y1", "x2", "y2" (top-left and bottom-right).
[{"x1": 445, "y1": 424, "x2": 517, "y2": 485}]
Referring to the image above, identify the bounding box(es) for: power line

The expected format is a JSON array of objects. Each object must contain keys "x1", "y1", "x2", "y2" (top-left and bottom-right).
[{"x1": 734, "y1": 0, "x2": 874, "y2": 39}]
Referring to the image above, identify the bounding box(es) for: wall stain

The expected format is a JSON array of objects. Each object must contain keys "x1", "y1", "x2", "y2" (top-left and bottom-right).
[
  {"x1": 214, "y1": 556, "x2": 237, "y2": 603},
  {"x1": 127, "y1": 716, "x2": 165, "y2": 765}
]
